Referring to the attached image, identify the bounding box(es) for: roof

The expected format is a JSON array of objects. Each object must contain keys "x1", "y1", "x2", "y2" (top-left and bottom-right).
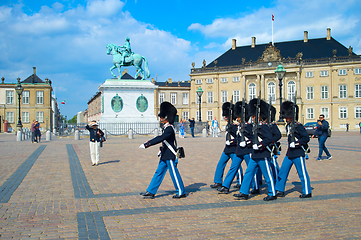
[
  {"x1": 206, "y1": 37, "x2": 356, "y2": 68},
  {"x1": 155, "y1": 81, "x2": 191, "y2": 87},
  {"x1": 120, "y1": 72, "x2": 142, "y2": 80},
  {"x1": 21, "y1": 74, "x2": 45, "y2": 84}
]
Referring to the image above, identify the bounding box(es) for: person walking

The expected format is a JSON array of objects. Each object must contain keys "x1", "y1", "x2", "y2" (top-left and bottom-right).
[
  {"x1": 179, "y1": 119, "x2": 185, "y2": 138},
  {"x1": 359, "y1": 122, "x2": 361, "y2": 134},
  {"x1": 139, "y1": 102, "x2": 186, "y2": 199},
  {"x1": 86, "y1": 120, "x2": 104, "y2": 166},
  {"x1": 35, "y1": 121, "x2": 41, "y2": 143},
  {"x1": 346, "y1": 123, "x2": 349, "y2": 132},
  {"x1": 312, "y1": 114, "x2": 332, "y2": 161},
  {"x1": 189, "y1": 118, "x2": 195, "y2": 137},
  {"x1": 31, "y1": 120, "x2": 36, "y2": 143},
  {"x1": 211, "y1": 117, "x2": 219, "y2": 137}
]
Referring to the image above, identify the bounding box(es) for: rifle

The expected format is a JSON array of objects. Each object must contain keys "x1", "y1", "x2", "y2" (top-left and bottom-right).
[
  {"x1": 239, "y1": 93, "x2": 247, "y2": 142},
  {"x1": 227, "y1": 97, "x2": 234, "y2": 142},
  {"x1": 252, "y1": 92, "x2": 261, "y2": 146}
]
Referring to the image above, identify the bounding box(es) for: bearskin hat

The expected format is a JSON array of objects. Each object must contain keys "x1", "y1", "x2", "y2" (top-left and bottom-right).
[
  {"x1": 234, "y1": 101, "x2": 250, "y2": 122},
  {"x1": 158, "y1": 101, "x2": 177, "y2": 124},
  {"x1": 280, "y1": 101, "x2": 299, "y2": 121},
  {"x1": 222, "y1": 102, "x2": 236, "y2": 120},
  {"x1": 270, "y1": 105, "x2": 277, "y2": 122},
  {"x1": 248, "y1": 98, "x2": 269, "y2": 120}
]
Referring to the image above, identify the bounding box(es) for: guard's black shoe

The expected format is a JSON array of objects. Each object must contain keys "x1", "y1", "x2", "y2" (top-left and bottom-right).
[
  {"x1": 172, "y1": 193, "x2": 187, "y2": 199},
  {"x1": 276, "y1": 191, "x2": 285, "y2": 197},
  {"x1": 233, "y1": 193, "x2": 249, "y2": 200},
  {"x1": 210, "y1": 183, "x2": 222, "y2": 188},
  {"x1": 217, "y1": 187, "x2": 230, "y2": 194},
  {"x1": 263, "y1": 195, "x2": 277, "y2": 201},
  {"x1": 140, "y1": 191, "x2": 155, "y2": 199},
  {"x1": 250, "y1": 189, "x2": 260, "y2": 195},
  {"x1": 299, "y1": 193, "x2": 312, "y2": 198},
  {"x1": 233, "y1": 184, "x2": 241, "y2": 189}
]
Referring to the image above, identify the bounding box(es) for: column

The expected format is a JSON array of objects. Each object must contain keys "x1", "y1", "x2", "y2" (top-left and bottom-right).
[{"x1": 261, "y1": 74, "x2": 265, "y2": 100}]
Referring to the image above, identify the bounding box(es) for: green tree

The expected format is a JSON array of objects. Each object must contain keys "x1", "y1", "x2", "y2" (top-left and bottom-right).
[{"x1": 68, "y1": 115, "x2": 77, "y2": 124}]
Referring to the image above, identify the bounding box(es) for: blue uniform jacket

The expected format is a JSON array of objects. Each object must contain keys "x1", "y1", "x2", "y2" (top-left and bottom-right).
[
  {"x1": 224, "y1": 124, "x2": 238, "y2": 154},
  {"x1": 86, "y1": 125, "x2": 104, "y2": 142},
  {"x1": 286, "y1": 122, "x2": 310, "y2": 159},
  {"x1": 313, "y1": 120, "x2": 329, "y2": 138},
  {"x1": 236, "y1": 123, "x2": 253, "y2": 156},
  {"x1": 270, "y1": 123, "x2": 282, "y2": 143},
  {"x1": 252, "y1": 123, "x2": 273, "y2": 160},
  {"x1": 145, "y1": 125, "x2": 177, "y2": 160}
]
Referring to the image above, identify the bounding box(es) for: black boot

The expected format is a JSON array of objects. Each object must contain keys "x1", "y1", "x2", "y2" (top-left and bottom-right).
[
  {"x1": 217, "y1": 187, "x2": 230, "y2": 194},
  {"x1": 210, "y1": 183, "x2": 222, "y2": 188},
  {"x1": 140, "y1": 191, "x2": 155, "y2": 199}
]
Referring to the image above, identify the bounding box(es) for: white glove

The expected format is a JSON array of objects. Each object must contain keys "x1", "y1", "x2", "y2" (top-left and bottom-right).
[
  {"x1": 157, "y1": 150, "x2": 161, "y2": 157},
  {"x1": 239, "y1": 141, "x2": 246, "y2": 147},
  {"x1": 253, "y1": 144, "x2": 259, "y2": 150},
  {"x1": 290, "y1": 142, "x2": 296, "y2": 148},
  {"x1": 139, "y1": 144, "x2": 145, "y2": 149},
  {"x1": 226, "y1": 140, "x2": 231, "y2": 145}
]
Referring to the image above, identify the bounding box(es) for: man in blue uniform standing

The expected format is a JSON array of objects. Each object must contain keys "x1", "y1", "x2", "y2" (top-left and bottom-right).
[
  {"x1": 276, "y1": 101, "x2": 312, "y2": 198},
  {"x1": 139, "y1": 102, "x2": 186, "y2": 199},
  {"x1": 312, "y1": 114, "x2": 332, "y2": 161}
]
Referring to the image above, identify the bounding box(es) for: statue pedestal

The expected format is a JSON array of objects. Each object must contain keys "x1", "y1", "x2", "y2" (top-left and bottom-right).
[{"x1": 276, "y1": 121, "x2": 287, "y2": 136}]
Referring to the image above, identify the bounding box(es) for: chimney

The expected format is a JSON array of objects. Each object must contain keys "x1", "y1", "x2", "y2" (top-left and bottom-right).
[
  {"x1": 327, "y1": 28, "x2": 331, "y2": 40},
  {"x1": 251, "y1": 37, "x2": 256, "y2": 48},
  {"x1": 304, "y1": 31, "x2": 308, "y2": 43},
  {"x1": 232, "y1": 39, "x2": 236, "y2": 50},
  {"x1": 151, "y1": 78, "x2": 154, "y2": 83},
  {"x1": 1, "y1": 77, "x2": 4, "y2": 84},
  {"x1": 168, "y1": 78, "x2": 172, "y2": 83},
  {"x1": 33, "y1": 67, "x2": 36, "y2": 75}
]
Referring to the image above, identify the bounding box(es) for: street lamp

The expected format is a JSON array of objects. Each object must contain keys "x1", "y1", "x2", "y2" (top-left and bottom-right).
[
  {"x1": 15, "y1": 77, "x2": 24, "y2": 130},
  {"x1": 196, "y1": 86, "x2": 204, "y2": 122},
  {"x1": 275, "y1": 63, "x2": 286, "y2": 122}
]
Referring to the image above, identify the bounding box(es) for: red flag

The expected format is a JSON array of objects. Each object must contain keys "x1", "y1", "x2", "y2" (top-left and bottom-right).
[
  {"x1": 61, "y1": 100, "x2": 66, "y2": 104},
  {"x1": 272, "y1": 14, "x2": 274, "y2": 21}
]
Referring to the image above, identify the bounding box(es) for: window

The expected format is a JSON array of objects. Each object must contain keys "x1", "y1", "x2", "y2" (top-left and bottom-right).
[
  {"x1": 159, "y1": 92, "x2": 164, "y2": 104},
  {"x1": 267, "y1": 82, "x2": 276, "y2": 104},
  {"x1": 321, "y1": 107, "x2": 329, "y2": 119},
  {"x1": 321, "y1": 86, "x2": 329, "y2": 99},
  {"x1": 355, "y1": 84, "x2": 361, "y2": 98},
  {"x1": 196, "y1": 110, "x2": 200, "y2": 121},
  {"x1": 171, "y1": 93, "x2": 177, "y2": 105},
  {"x1": 36, "y1": 91, "x2": 44, "y2": 104},
  {"x1": 195, "y1": 79, "x2": 202, "y2": 84},
  {"x1": 182, "y1": 93, "x2": 188, "y2": 105},
  {"x1": 6, "y1": 90, "x2": 14, "y2": 104},
  {"x1": 248, "y1": 83, "x2": 256, "y2": 100},
  {"x1": 320, "y1": 70, "x2": 329, "y2": 77},
  {"x1": 306, "y1": 71, "x2": 314, "y2": 78},
  {"x1": 207, "y1": 110, "x2": 213, "y2": 121},
  {"x1": 22, "y1": 112, "x2": 30, "y2": 123},
  {"x1": 233, "y1": 90, "x2": 240, "y2": 102},
  {"x1": 182, "y1": 111, "x2": 189, "y2": 120},
  {"x1": 207, "y1": 92, "x2": 213, "y2": 103},
  {"x1": 287, "y1": 81, "x2": 296, "y2": 100},
  {"x1": 6, "y1": 112, "x2": 14, "y2": 123},
  {"x1": 339, "y1": 69, "x2": 347, "y2": 76},
  {"x1": 306, "y1": 108, "x2": 314, "y2": 119},
  {"x1": 22, "y1": 91, "x2": 30, "y2": 104},
  {"x1": 233, "y1": 77, "x2": 240, "y2": 82},
  {"x1": 339, "y1": 107, "x2": 347, "y2": 119},
  {"x1": 36, "y1": 111, "x2": 44, "y2": 122},
  {"x1": 221, "y1": 78, "x2": 228, "y2": 83},
  {"x1": 206, "y1": 78, "x2": 213, "y2": 84},
  {"x1": 339, "y1": 85, "x2": 347, "y2": 99},
  {"x1": 354, "y1": 68, "x2": 361, "y2": 75},
  {"x1": 306, "y1": 86, "x2": 314, "y2": 100},
  {"x1": 221, "y1": 91, "x2": 228, "y2": 103},
  {"x1": 355, "y1": 107, "x2": 361, "y2": 119}
]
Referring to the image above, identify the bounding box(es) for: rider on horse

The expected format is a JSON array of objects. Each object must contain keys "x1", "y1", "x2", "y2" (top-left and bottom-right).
[{"x1": 118, "y1": 37, "x2": 133, "y2": 65}]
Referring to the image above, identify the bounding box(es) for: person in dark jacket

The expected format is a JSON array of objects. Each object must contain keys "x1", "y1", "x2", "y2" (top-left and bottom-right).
[
  {"x1": 275, "y1": 101, "x2": 312, "y2": 199},
  {"x1": 312, "y1": 114, "x2": 332, "y2": 161},
  {"x1": 86, "y1": 120, "x2": 105, "y2": 166},
  {"x1": 189, "y1": 118, "x2": 195, "y2": 137},
  {"x1": 139, "y1": 102, "x2": 186, "y2": 199}
]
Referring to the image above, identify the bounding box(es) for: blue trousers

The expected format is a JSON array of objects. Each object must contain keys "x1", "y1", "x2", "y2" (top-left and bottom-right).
[
  {"x1": 242, "y1": 155, "x2": 262, "y2": 190},
  {"x1": 190, "y1": 127, "x2": 194, "y2": 137},
  {"x1": 240, "y1": 157, "x2": 276, "y2": 196},
  {"x1": 270, "y1": 155, "x2": 280, "y2": 180},
  {"x1": 276, "y1": 156, "x2": 311, "y2": 195},
  {"x1": 147, "y1": 159, "x2": 185, "y2": 195},
  {"x1": 213, "y1": 152, "x2": 241, "y2": 185},
  {"x1": 221, "y1": 153, "x2": 248, "y2": 189},
  {"x1": 318, "y1": 136, "x2": 331, "y2": 158}
]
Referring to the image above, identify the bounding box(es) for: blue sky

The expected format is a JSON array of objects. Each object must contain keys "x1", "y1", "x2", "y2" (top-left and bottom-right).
[{"x1": 1, "y1": 0, "x2": 360, "y2": 119}]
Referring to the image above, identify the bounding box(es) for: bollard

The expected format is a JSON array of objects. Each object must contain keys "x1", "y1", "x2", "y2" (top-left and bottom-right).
[
  {"x1": 46, "y1": 130, "x2": 51, "y2": 141},
  {"x1": 22, "y1": 131, "x2": 25, "y2": 140},
  {"x1": 154, "y1": 128, "x2": 158, "y2": 137},
  {"x1": 16, "y1": 131, "x2": 22, "y2": 141},
  {"x1": 74, "y1": 130, "x2": 80, "y2": 140},
  {"x1": 53, "y1": 129, "x2": 56, "y2": 134},
  {"x1": 202, "y1": 128, "x2": 207, "y2": 138},
  {"x1": 128, "y1": 129, "x2": 134, "y2": 139}
]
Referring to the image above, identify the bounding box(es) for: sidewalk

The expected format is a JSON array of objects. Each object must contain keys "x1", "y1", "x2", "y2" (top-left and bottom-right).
[{"x1": 0, "y1": 131, "x2": 360, "y2": 239}]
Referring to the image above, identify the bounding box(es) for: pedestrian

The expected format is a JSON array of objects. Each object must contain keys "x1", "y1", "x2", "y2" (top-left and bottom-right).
[
  {"x1": 35, "y1": 120, "x2": 41, "y2": 143},
  {"x1": 211, "y1": 117, "x2": 219, "y2": 137},
  {"x1": 189, "y1": 117, "x2": 195, "y2": 137},
  {"x1": 139, "y1": 102, "x2": 186, "y2": 199},
  {"x1": 234, "y1": 99, "x2": 277, "y2": 201},
  {"x1": 312, "y1": 114, "x2": 332, "y2": 161},
  {"x1": 179, "y1": 119, "x2": 185, "y2": 138},
  {"x1": 31, "y1": 120, "x2": 36, "y2": 143},
  {"x1": 86, "y1": 120, "x2": 104, "y2": 166},
  {"x1": 359, "y1": 122, "x2": 361, "y2": 134},
  {"x1": 276, "y1": 101, "x2": 312, "y2": 199},
  {"x1": 346, "y1": 123, "x2": 349, "y2": 132}
]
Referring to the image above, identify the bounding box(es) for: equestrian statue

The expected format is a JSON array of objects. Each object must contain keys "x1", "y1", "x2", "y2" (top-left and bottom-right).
[{"x1": 106, "y1": 38, "x2": 150, "y2": 80}]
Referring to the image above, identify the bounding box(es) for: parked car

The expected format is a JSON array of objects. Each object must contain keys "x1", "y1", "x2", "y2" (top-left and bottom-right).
[{"x1": 304, "y1": 122, "x2": 318, "y2": 136}]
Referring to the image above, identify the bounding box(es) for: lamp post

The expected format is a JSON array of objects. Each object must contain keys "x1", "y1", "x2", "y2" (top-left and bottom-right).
[
  {"x1": 275, "y1": 63, "x2": 286, "y2": 122},
  {"x1": 196, "y1": 86, "x2": 204, "y2": 122},
  {"x1": 15, "y1": 77, "x2": 24, "y2": 131}
]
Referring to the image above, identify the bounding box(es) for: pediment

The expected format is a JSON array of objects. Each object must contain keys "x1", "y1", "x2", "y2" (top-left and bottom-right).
[{"x1": 259, "y1": 43, "x2": 282, "y2": 62}]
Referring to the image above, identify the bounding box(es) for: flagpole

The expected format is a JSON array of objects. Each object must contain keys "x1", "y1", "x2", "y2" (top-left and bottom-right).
[{"x1": 272, "y1": 14, "x2": 274, "y2": 46}]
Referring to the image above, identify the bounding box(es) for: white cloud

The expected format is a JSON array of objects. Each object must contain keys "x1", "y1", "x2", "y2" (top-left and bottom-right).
[{"x1": 86, "y1": 0, "x2": 125, "y2": 17}]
